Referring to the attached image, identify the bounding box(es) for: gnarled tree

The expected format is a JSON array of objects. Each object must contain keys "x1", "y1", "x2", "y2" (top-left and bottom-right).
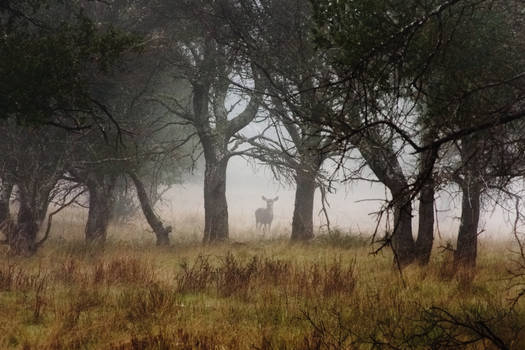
[{"x1": 156, "y1": 1, "x2": 263, "y2": 242}]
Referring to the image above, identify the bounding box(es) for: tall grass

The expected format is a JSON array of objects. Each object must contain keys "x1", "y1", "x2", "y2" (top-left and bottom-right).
[{"x1": 0, "y1": 234, "x2": 523, "y2": 349}]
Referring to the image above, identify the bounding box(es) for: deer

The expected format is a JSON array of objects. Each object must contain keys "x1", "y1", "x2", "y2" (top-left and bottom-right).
[{"x1": 255, "y1": 196, "x2": 278, "y2": 234}]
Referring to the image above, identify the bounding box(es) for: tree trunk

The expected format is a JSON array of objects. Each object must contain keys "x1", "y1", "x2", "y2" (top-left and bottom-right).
[
  {"x1": 391, "y1": 195, "x2": 416, "y2": 267},
  {"x1": 128, "y1": 171, "x2": 171, "y2": 246},
  {"x1": 415, "y1": 180, "x2": 435, "y2": 265},
  {"x1": 10, "y1": 202, "x2": 40, "y2": 255},
  {"x1": 7, "y1": 184, "x2": 52, "y2": 256},
  {"x1": 203, "y1": 159, "x2": 229, "y2": 243},
  {"x1": 414, "y1": 126, "x2": 438, "y2": 265},
  {"x1": 454, "y1": 135, "x2": 483, "y2": 270},
  {"x1": 0, "y1": 181, "x2": 13, "y2": 224},
  {"x1": 454, "y1": 180, "x2": 481, "y2": 269},
  {"x1": 85, "y1": 174, "x2": 117, "y2": 244},
  {"x1": 357, "y1": 138, "x2": 416, "y2": 267},
  {"x1": 291, "y1": 172, "x2": 316, "y2": 241}
]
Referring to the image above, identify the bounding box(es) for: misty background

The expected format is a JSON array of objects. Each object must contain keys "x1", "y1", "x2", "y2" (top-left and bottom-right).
[{"x1": 154, "y1": 156, "x2": 515, "y2": 240}]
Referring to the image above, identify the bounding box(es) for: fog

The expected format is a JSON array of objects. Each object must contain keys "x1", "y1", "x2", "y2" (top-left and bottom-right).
[{"x1": 161, "y1": 156, "x2": 516, "y2": 241}]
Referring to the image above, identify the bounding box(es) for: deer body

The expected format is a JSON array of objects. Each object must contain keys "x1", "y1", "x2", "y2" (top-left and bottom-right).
[{"x1": 255, "y1": 196, "x2": 278, "y2": 234}]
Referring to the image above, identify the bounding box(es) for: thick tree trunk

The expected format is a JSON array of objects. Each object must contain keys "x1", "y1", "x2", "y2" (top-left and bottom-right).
[
  {"x1": 10, "y1": 203, "x2": 40, "y2": 255},
  {"x1": 415, "y1": 127, "x2": 437, "y2": 265},
  {"x1": 203, "y1": 159, "x2": 229, "y2": 243},
  {"x1": 415, "y1": 181, "x2": 435, "y2": 265},
  {"x1": 128, "y1": 171, "x2": 171, "y2": 246},
  {"x1": 291, "y1": 172, "x2": 316, "y2": 241},
  {"x1": 85, "y1": 174, "x2": 117, "y2": 244},
  {"x1": 189, "y1": 46, "x2": 260, "y2": 244},
  {"x1": 454, "y1": 135, "x2": 483, "y2": 270},
  {"x1": 7, "y1": 185, "x2": 52, "y2": 256},
  {"x1": 391, "y1": 195, "x2": 416, "y2": 267},
  {"x1": 0, "y1": 181, "x2": 13, "y2": 224},
  {"x1": 454, "y1": 180, "x2": 481, "y2": 269}
]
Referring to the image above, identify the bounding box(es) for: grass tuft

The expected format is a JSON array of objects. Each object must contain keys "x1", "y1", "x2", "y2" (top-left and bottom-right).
[{"x1": 0, "y1": 237, "x2": 524, "y2": 349}]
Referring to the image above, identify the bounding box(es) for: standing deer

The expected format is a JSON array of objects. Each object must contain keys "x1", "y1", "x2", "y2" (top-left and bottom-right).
[{"x1": 255, "y1": 196, "x2": 278, "y2": 234}]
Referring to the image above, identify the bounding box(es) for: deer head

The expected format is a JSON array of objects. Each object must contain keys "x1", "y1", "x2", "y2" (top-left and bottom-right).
[{"x1": 262, "y1": 196, "x2": 279, "y2": 209}]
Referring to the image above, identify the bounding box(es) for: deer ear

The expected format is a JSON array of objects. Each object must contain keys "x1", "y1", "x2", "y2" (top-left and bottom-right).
[
  {"x1": 274, "y1": 196, "x2": 279, "y2": 201},
  {"x1": 262, "y1": 196, "x2": 267, "y2": 201}
]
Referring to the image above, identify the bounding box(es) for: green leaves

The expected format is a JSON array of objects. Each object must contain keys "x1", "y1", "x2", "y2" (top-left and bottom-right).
[
  {"x1": 0, "y1": 1, "x2": 138, "y2": 126},
  {"x1": 311, "y1": 0, "x2": 525, "y2": 131}
]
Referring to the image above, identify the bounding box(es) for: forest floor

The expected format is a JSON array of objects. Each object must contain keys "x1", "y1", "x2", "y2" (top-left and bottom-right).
[{"x1": 0, "y1": 229, "x2": 524, "y2": 349}]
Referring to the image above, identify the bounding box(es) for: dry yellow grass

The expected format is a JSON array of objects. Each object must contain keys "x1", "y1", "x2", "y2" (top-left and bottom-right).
[{"x1": 0, "y1": 225, "x2": 524, "y2": 349}]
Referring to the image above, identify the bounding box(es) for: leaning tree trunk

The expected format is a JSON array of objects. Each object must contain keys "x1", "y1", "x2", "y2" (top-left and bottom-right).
[
  {"x1": 203, "y1": 158, "x2": 229, "y2": 243},
  {"x1": 85, "y1": 174, "x2": 117, "y2": 244},
  {"x1": 128, "y1": 171, "x2": 172, "y2": 246},
  {"x1": 291, "y1": 171, "x2": 316, "y2": 241},
  {"x1": 0, "y1": 181, "x2": 13, "y2": 224},
  {"x1": 454, "y1": 179, "x2": 481, "y2": 270},
  {"x1": 357, "y1": 138, "x2": 416, "y2": 267}
]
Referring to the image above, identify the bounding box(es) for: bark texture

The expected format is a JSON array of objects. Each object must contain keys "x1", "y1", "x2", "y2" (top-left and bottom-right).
[
  {"x1": 128, "y1": 171, "x2": 171, "y2": 246},
  {"x1": 186, "y1": 42, "x2": 260, "y2": 243},
  {"x1": 203, "y1": 159, "x2": 229, "y2": 243},
  {"x1": 454, "y1": 181, "x2": 481, "y2": 269},
  {"x1": 454, "y1": 135, "x2": 483, "y2": 270},
  {"x1": 85, "y1": 173, "x2": 117, "y2": 244},
  {"x1": 391, "y1": 197, "x2": 416, "y2": 267},
  {"x1": 291, "y1": 172, "x2": 316, "y2": 241},
  {"x1": 415, "y1": 180, "x2": 435, "y2": 265},
  {"x1": 414, "y1": 128, "x2": 437, "y2": 265}
]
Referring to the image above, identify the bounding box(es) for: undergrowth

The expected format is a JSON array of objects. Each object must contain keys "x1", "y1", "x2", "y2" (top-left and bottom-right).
[{"x1": 0, "y1": 238, "x2": 523, "y2": 349}]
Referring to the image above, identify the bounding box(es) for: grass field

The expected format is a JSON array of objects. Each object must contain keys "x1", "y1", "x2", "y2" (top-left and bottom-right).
[{"x1": 0, "y1": 226, "x2": 524, "y2": 349}]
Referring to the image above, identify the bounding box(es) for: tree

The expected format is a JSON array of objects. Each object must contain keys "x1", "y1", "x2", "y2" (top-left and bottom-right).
[
  {"x1": 236, "y1": 0, "x2": 338, "y2": 241},
  {"x1": 69, "y1": 164, "x2": 119, "y2": 244},
  {"x1": 0, "y1": 123, "x2": 69, "y2": 255},
  {"x1": 127, "y1": 171, "x2": 172, "y2": 246},
  {"x1": 419, "y1": 1, "x2": 525, "y2": 269},
  {"x1": 311, "y1": 0, "x2": 525, "y2": 268},
  {"x1": 63, "y1": 0, "x2": 191, "y2": 246},
  {"x1": 0, "y1": 0, "x2": 136, "y2": 128},
  {"x1": 156, "y1": 1, "x2": 263, "y2": 242},
  {"x1": 0, "y1": 0, "x2": 143, "y2": 252},
  {"x1": 307, "y1": 0, "x2": 458, "y2": 266}
]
